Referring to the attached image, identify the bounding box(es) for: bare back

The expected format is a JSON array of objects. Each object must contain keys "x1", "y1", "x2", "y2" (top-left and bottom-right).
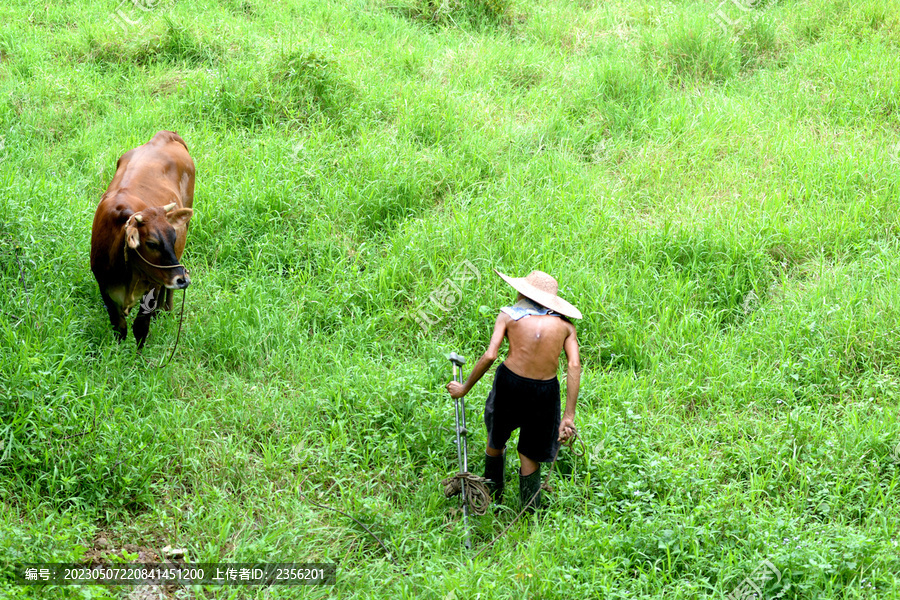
[{"x1": 504, "y1": 314, "x2": 576, "y2": 380}]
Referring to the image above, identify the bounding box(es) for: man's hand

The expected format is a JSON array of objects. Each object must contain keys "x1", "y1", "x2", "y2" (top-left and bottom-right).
[
  {"x1": 558, "y1": 417, "x2": 576, "y2": 442},
  {"x1": 446, "y1": 381, "x2": 466, "y2": 399}
]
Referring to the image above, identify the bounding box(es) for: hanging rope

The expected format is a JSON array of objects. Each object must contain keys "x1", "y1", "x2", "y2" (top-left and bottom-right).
[
  {"x1": 442, "y1": 471, "x2": 492, "y2": 516},
  {"x1": 130, "y1": 247, "x2": 190, "y2": 369},
  {"x1": 138, "y1": 288, "x2": 187, "y2": 369},
  {"x1": 297, "y1": 478, "x2": 395, "y2": 564},
  {"x1": 473, "y1": 426, "x2": 581, "y2": 558}
]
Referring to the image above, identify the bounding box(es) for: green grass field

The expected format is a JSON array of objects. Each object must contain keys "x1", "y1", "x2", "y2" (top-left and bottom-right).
[{"x1": 2, "y1": 0, "x2": 900, "y2": 597}]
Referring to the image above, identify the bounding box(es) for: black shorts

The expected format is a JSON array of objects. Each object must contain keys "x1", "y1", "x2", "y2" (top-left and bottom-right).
[{"x1": 484, "y1": 362, "x2": 561, "y2": 463}]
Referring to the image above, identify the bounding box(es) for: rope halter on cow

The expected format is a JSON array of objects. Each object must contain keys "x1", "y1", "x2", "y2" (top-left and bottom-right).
[
  {"x1": 122, "y1": 208, "x2": 191, "y2": 369},
  {"x1": 132, "y1": 244, "x2": 189, "y2": 273},
  {"x1": 124, "y1": 209, "x2": 189, "y2": 274}
]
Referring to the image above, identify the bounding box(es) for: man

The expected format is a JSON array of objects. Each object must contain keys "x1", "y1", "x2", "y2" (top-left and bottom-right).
[{"x1": 447, "y1": 270, "x2": 582, "y2": 511}]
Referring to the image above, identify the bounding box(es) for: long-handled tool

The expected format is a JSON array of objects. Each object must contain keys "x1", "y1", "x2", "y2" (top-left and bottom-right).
[
  {"x1": 449, "y1": 352, "x2": 471, "y2": 549},
  {"x1": 442, "y1": 353, "x2": 491, "y2": 549}
]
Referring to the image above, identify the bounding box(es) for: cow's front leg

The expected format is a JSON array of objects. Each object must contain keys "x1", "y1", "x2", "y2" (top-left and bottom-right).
[
  {"x1": 133, "y1": 288, "x2": 161, "y2": 350},
  {"x1": 133, "y1": 314, "x2": 151, "y2": 350},
  {"x1": 161, "y1": 288, "x2": 174, "y2": 312},
  {"x1": 100, "y1": 289, "x2": 127, "y2": 341}
]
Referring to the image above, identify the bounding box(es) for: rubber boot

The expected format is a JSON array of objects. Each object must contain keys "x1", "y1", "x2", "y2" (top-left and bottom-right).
[
  {"x1": 483, "y1": 452, "x2": 505, "y2": 504},
  {"x1": 519, "y1": 466, "x2": 542, "y2": 513}
]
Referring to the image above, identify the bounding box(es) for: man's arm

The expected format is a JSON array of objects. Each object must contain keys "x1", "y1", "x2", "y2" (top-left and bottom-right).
[
  {"x1": 446, "y1": 312, "x2": 510, "y2": 399},
  {"x1": 559, "y1": 324, "x2": 581, "y2": 442}
]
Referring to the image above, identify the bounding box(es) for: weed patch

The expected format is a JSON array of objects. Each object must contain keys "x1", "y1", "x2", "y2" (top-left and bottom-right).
[
  {"x1": 179, "y1": 50, "x2": 361, "y2": 132},
  {"x1": 2, "y1": 0, "x2": 900, "y2": 597},
  {"x1": 76, "y1": 19, "x2": 223, "y2": 67},
  {"x1": 547, "y1": 54, "x2": 662, "y2": 158},
  {"x1": 645, "y1": 17, "x2": 739, "y2": 83},
  {"x1": 620, "y1": 225, "x2": 774, "y2": 325},
  {"x1": 389, "y1": 0, "x2": 512, "y2": 29}
]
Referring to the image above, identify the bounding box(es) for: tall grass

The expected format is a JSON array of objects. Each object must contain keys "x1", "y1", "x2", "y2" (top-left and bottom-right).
[{"x1": 1, "y1": 0, "x2": 899, "y2": 598}]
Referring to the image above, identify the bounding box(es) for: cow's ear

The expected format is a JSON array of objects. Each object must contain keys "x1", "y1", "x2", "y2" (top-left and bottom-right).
[
  {"x1": 166, "y1": 208, "x2": 193, "y2": 228},
  {"x1": 125, "y1": 214, "x2": 141, "y2": 249}
]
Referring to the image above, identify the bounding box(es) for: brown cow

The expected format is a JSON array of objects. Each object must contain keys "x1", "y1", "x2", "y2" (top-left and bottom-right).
[{"x1": 90, "y1": 130, "x2": 195, "y2": 349}]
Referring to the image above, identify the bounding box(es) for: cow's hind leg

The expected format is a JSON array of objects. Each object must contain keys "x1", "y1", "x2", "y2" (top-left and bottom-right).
[{"x1": 100, "y1": 289, "x2": 127, "y2": 341}]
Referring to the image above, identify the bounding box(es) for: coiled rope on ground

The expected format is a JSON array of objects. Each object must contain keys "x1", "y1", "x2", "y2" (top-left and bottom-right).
[{"x1": 441, "y1": 471, "x2": 492, "y2": 516}]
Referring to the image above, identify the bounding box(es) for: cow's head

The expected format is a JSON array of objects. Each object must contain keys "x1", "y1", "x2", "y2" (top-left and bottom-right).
[{"x1": 124, "y1": 202, "x2": 193, "y2": 289}]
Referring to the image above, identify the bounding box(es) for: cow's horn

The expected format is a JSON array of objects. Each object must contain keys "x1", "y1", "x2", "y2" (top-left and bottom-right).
[
  {"x1": 133, "y1": 214, "x2": 143, "y2": 223},
  {"x1": 163, "y1": 202, "x2": 177, "y2": 212}
]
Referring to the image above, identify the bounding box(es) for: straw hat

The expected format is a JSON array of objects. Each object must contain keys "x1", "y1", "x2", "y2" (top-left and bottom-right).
[{"x1": 496, "y1": 269, "x2": 582, "y2": 320}]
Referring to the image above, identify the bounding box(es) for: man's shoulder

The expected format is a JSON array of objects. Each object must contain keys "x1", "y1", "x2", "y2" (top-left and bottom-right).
[
  {"x1": 492, "y1": 310, "x2": 513, "y2": 332},
  {"x1": 558, "y1": 316, "x2": 577, "y2": 337},
  {"x1": 506, "y1": 313, "x2": 574, "y2": 334}
]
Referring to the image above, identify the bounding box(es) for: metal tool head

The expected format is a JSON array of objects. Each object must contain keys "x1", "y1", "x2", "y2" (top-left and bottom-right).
[{"x1": 448, "y1": 352, "x2": 466, "y2": 367}]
